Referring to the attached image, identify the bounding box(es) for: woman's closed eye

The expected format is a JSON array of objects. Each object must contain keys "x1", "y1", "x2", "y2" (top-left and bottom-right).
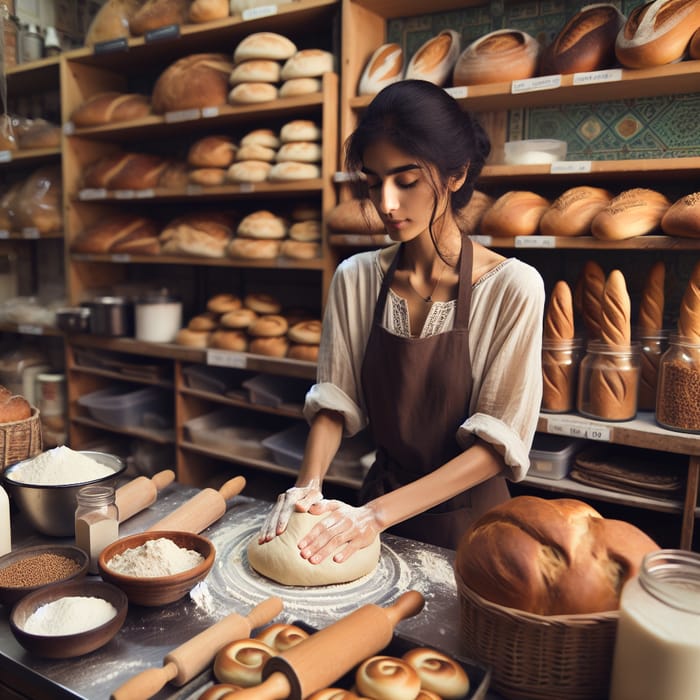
[{"x1": 366, "y1": 176, "x2": 419, "y2": 191}]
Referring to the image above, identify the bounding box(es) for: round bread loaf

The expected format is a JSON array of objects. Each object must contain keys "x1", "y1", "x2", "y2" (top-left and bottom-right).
[
  {"x1": 661, "y1": 191, "x2": 700, "y2": 238},
  {"x1": 187, "y1": 135, "x2": 237, "y2": 168},
  {"x1": 213, "y1": 638, "x2": 275, "y2": 686},
  {"x1": 279, "y1": 77, "x2": 322, "y2": 97},
  {"x1": 288, "y1": 318, "x2": 322, "y2": 344},
  {"x1": 355, "y1": 656, "x2": 421, "y2": 700},
  {"x1": 590, "y1": 188, "x2": 671, "y2": 240},
  {"x1": 233, "y1": 32, "x2": 297, "y2": 63},
  {"x1": 480, "y1": 190, "x2": 550, "y2": 237},
  {"x1": 229, "y1": 82, "x2": 278, "y2": 104},
  {"x1": 175, "y1": 327, "x2": 211, "y2": 348},
  {"x1": 453, "y1": 29, "x2": 540, "y2": 86},
  {"x1": 188, "y1": 167, "x2": 227, "y2": 187},
  {"x1": 237, "y1": 210, "x2": 287, "y2": 239},
  {"x1": 159, "y1": 213, "x2": 235, "y2": 258},
  {"x1": 244, "y1": 292, "x2": 282, "y2": 314},
  {"x1": 236, "y1": 143, "x2": 277, "y2": 162},
  {"x1": 248, "y1": 314, "x2": 289, "y2": 338},
  {"x1": 280, "y1": 120, "x2": 322, "y2": 143},
  {"x1": 207, "y1": 293, "x2": 242, "y2": 314},
  {"x1": 280, "y1": 240, "x2": 320, "y2": 260},
  {"x1": 455, "y1": 496, "x2": 659, "y2": 615},
  {"x1": 229, "y1": 59, "x2": 281, "y2": 85},
  {"x1": 0, "y1": 393, "x2": 31, "y2": 423},
  {"x1": 227, "y1": 238, "x2": 281, "y2": 259},
  {"x1": 455, "y1": 190, "x2": 495, "y2": 235},
  {"x1": 210, "y1": 329, "x2": 248, "y2": 352},
  {"x1": 226, "y1": 160, "x2": 272, "y2": 183},
  {"x1": 281, "y1": 49, "x2": 334, "y2": 79},
  {"x1": 287, "y1": 343, "x2": 319, "y2": 362},
  {"x1": 276, "y1": 142, "x2": 322, "y2": 163},
  {"x1": 289, "y1": 219, "x2": 321, "y2": 241},
  {"x1": 254, "y1": 623, "x2": 309, "y2": 652},
  {"x1": 406, "y1": 30, "x2": 461, "y2": 86},
  {"x1": 241, "y1": 128, "x2": 280, "y2": 149},
  {"x1": 327, "y1": 198, "x2": 385, "y2": 235},
  {"x1": 220, "y1": 307, "x2": 258, "y2": 329},
  {"x1": 129, "y1": 0, "x2": 189, "y2": 35},
  {"x1": 402, "y1": 647, "x2": 470, "y2": 699},
  {"x1": 358, "y1": 43, "x2": 404, "y2": 96},
  {"x1": 539, "y1": 186, "x2": 613, "y2": 237},
  {"x1": 268, "y1": 162, "x2": 321, "y2": 181},
  {"x1": 189, "y1": 0, "x2": 229, "y2": 23},
  {"x1": 249, "y1": 336, "x2": 289, "y2": 357},
  {"x1": 188, "y1": 312, "x2": 219, "y2": 331}
]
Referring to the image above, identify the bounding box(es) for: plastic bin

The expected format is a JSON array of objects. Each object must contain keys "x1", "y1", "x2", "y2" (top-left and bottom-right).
[
  {"x1": 77, "y1": 386, "x2": 172, "y2": 430},
  {"x1": 528, "y1": 434, "x2": 585, "y2": 480},
  {"x1": 242, "y1": 374, "x2": 311, "y2": 408},
  {"x1": 182, "y1": 365, "x2": 242, "y2": 394}
]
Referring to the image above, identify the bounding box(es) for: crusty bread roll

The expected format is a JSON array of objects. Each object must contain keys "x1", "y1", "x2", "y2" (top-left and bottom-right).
[
  {"x1": 402, "y1": 648, "x2": 470, "y2": 699},
  {"x1": 188, "y1": 312, "x2": 219, "y2": 331},
  {"x1": 638, "y1": 260, "x2": 665, "y2": 333},
  {"x1": 276, "y1": 142, "x2": 322, "y2": 163},
  {"x1": 279, "y1": 77, "x2": 322, "y2": 97},
  {"x1": 455, "y1": 190, "x2": 494, "y2": 235},
  {"x1": 152, "y1": 54, "x2": 234, "y2": 113},
  {"x1": 453, "y1": 29, "x2": 540, "y2": 86},
  {"x1": 405, "y1": 30, "x2": 461, "y2": 86},
  {"x1": 175, "y1": 327, "x2": 211, "y2": 348},
  {"x1": 229, "y1": 82, "x2": 279, "y2": 104},
  {"x1": 254, "y1": 623, "x2": 309, "y2": 652},
  {"x1": 229, "y1": 59, "x2": 281, "y2": 85},
  {"x1": 235, "y1": 143, "x2": 277, "y2": 162},
  {"x1": 268, "y1": 162, "x2": 321, "y2": 182},
  {"x1": 210, "y1": 329, "x2": 249, "y2": 352},
  {"x1": 479, "y1": 190, "x2": 550, "y2": 237},
  {"x1": 189, "y1": 0, "x2": 228, "y2": 23},
  {"x1": 240, "y1": 128, "x2": 280, "y2": 149},
  {"x1": 227, "y1": 237, "x2": 281, "y2": 259},
  {"x1": 0, "y1": 390, "x2": 31, "y2": 423},
  {"x1": 128, "y1": 0, "x2": 189, "y2": 36},
  {"x1": 661, "y1": 191, "x2": 700, "y2": 238},
  {"x1": 591, "y1": 188, "x2": 671, "y2": 241},
  {"x1": 160, "y1": 213, "x2": 235, "y2": 258},
  {"x1": 575, "y1": 260, "x2": 606, "y2": 340},
  {"x1": 207, "y1": 293, "x2": 241, "y2": 314},
  {"x1": 327, "y1": 198, "x2": 385, "y2": 235},
  {"x1": 539, "y1": 186, "x2": 613, "y2": 238},
  {"x1": 281, "y1": 49, "x2": 334, "y2": 80},
  {"x1": 244, "y1": 292, "x2": 282, "y2": 314},
  {"x1": 188, "y1": 168, "x2": 227, "y2": 186},
  {"x1": 233, "y1": 32, "x2": 297, "y2": 63},
  {"x1": 358, "y1": 43, "x2": 404, "y2": 96},
  {"x1": 355, "y1": 656, "x2": 421, "y2": 700},
  {"x1": 220, "y1": 307, "x2": 258, "y2": 329},
  {"x1": 71, "y1": 92, "x2": 151, "y2": 127},
  {"x1": 289, "y1": 220, "x2": 321, "y2": 242},
  {"x1": 280, "y1": 240, "x2": 320, "y2": 260},
  {"x1": 187, "y1": 135, "x2": 237, "y2": 168},
  {"x1": 249, "y1": 336, "x2": 289, "y2": 357},
  {"x1": 84, "y1": 0, "x2": 140, "y2": 47},
  {"x1": 456, "y1": 496, "x2": 659, "y2": 615},
  {"x1": 72, "y1": 214, "x2": 160, "y2": 254},
  {"x1": 213, "y1": 638, "x2": 275, "y2": 686},
  {"x1": 615, "y1": 0, "x2": 700, "y2": 68},
  {"x1": 539, "y1": 4, "x2": 626, "y2": 75},
  {"x1": 279, "y1": 120, "x2": 321, "y2": 143},
  {"x1": 678, "y1": 259, "x2": 700, "y2": 343},
  {"x1": 226, "y1": 160, "x2": 272, "y2": 183},
  {"x1": 288, "y1": 319, "x2": 322, "y2": 345},
  {"x1": 248, "y1": 314, "x2": 288, "y2": 338},
  {"x1": 237, "y1": 210, "x2": 287, "y2": 239},
  {"x1": 287, "y1": 343, "x2": 319, "y2": 362}
]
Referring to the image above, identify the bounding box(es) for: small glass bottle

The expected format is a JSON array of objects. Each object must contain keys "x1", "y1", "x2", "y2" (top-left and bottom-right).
[
  {"x1": 577, "y1": 340, "x2": 640, "y2": 422},
  {"x1": 541, "y1": 337, "x2": 584, "y2": 413},
  {"x1": 636, "y1": 329, "x2": 669, "y2": 412},
  {"x1": 75, "y1": 485, "x2": 119, "y2": 574},
  {"x1": 609, "y1": 549, "x2": 700, "y2": 700},
  {"x1": 656, "y1": 334, "x2": 700, "y2": 433}
]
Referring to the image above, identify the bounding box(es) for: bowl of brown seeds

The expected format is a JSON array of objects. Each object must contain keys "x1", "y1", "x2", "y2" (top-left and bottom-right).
[{"x1": 0, "y1": 544, "x2": 89, "y2": 607}]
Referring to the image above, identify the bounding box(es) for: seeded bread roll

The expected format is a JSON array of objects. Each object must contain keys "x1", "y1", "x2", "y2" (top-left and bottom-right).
[
  {"x1": 358, "y1": 43, "x2": 404, "y2": 96},
  {"x1": 233, "y1": 32, "x2": 297, "y2": 63},
  {"x1": 591, "y1": 188, "x2": 671, "y2": 241},
  {"x1": 406, "y1": 30, "x2": 461, "y2": 86},
  {"x1": 71, "y1": 92, "x2": 151, "y2": 127},
  {"x1": 678, "y1": 259, "x2": 700, "y2": 343},
  {"x1": 661, "y1": 191, "x2": 700, "y2": 238},
  {"x1": 576, "y1": 259, "x2": 606, "y2": 340},
  {"x1": 539, "y1": 186, "x2": 613, "y2": 237},
  {"x1": 479, "y1": 190, "x2": 550, "y2": 237},
  {"x1": 187, "y1": 135, "x2": 237, "y2": 168}
]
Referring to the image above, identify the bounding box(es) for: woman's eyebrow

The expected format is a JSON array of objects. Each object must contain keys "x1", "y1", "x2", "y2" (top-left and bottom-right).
[{"x1": 361, "y1": 163, "x2": 421, "y2": 176}]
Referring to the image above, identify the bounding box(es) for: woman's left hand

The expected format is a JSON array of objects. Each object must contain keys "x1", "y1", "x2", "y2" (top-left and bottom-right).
[{"x1": 298, "y1": 500, "x2": 382, "y2": 565}]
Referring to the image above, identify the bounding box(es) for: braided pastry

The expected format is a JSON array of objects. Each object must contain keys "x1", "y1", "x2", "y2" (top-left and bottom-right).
[
  {"x1": 402, "y1": 647, "x2": 470, "y2": 699},
  {"x1": 197, "y1": 683, "x2": 244, "y2": 700},
  {"x1": 254, "y1": 623, "x2": 309, "y2": 652},
  {"x1": 638, "y1": 261, "x2": 665, "y2": 333},
  {"x1": 599, "y1": 270, "x2": 631, "y2": 346},
  {"x1": 575, "y1": 260, "x2": 605, "y2": 340},
  {"x1": 212, "y1": 638, "x2": 275, "y2": 687},
  {"x1": 678, "y1": 259, "x2": 700, "y2": 343},
  {"x1": 355, "y1": 656, "x2": 421, "y2": 700}
]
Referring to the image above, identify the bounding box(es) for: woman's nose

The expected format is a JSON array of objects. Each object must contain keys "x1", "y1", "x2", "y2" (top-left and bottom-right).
[{"x1": 379, "y1": 181, "x2": 399, "y2": 214}]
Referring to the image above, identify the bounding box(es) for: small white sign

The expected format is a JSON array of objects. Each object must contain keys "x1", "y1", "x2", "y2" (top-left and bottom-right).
[
  {"x1": 0, "y1": 230, "x2": 9, "y2": 239},
  {"x1": 242, "y1": 5, "x2": 278, "y2": 20},
  {"x1": 444, "y1": 86, "x2": 468, "y2": 99},
  {"x1": 515, "y1": 236, "x2": 556, "y2": 248},
  {"x1": 469, "y1": 235, "x2": 493, "y2": 246},
  {"x1": 201, "y1": 107, "x2": 220, "y2": 118},
  {"x1": 573, "y1": 68, "x2": 622, "y2": 85},
  {"x1": 0, "y1": 150, "x2": 12, "y2": 163},
  {"x1": 135, "y1": 189, "x2": 155, "y2": 199},
  {"x1": 17, "y1": 324, "x2": 43, "y2": 336},
  {"x1": 62, "y1": 122, "x2": 75, "y2": 136},
  {"x1": 79, "y1": 188, "x2": 107, "y2": 200},
  {"x1": 111, "y1": 254, "x2": 131, "y2": 263},
  {"x1": 207, "y1": 349, "x2": 248, "y2": 369},
  {"x1": 164, "y1": 108, "x2": 201, "y2": 123},
  {"x1": 239, "y1": 183, "x2": 255, "y2": 193},
  {"x1": 21, "y1": 228, "x2": 40, "y2": 239},
  {"x1": 512, "y1": 74, "x2": 562, "y2": 94},
  {"x1": 114, "y1": 189, "x2": 135, "y2": 199},
  {"x1": 545, "y1": 416, "x2": 611, "y2": 442},
  {"x1": 550, "y1": 161, "x2": 592, "y2": 174}
]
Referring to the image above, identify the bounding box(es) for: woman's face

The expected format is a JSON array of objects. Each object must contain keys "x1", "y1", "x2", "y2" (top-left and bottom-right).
[{"x1": 361, "y1": 139, "x2": 448, "y2": 242}]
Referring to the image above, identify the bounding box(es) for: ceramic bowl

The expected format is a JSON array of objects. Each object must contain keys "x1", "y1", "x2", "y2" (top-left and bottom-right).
[
  {"x1": 503, "y1": 139, "x2": 567, "y2": 165},
  {"x1": 0, "y1": 544, "x2": 89, "y2": 607},
  {"x1": 98, "y1": 530, "x2": 215, "y2": 607},
  {"x1": 9, "y1": 579, "x2": 127, "y2": 658},
  {"x1": 2, "y1": 450, "x2": 126, "y2": 536}
]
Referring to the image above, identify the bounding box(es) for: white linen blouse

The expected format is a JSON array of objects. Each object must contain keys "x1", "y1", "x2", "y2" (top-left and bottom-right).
[{"x1": 303, "y1": 244, "x2": 545, "y2": 481}]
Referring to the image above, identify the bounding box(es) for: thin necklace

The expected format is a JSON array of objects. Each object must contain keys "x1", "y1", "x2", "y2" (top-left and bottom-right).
[{"x1": 406, "y1": 261, "x2": 446, "y2": 303}]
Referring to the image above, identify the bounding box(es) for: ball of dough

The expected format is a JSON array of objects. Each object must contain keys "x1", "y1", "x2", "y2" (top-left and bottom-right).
[
  {"x1": 247, "y1": 511, "x2": 381, "y2": 586},
  {"x1": 198, "y1": 682, "x2": 244, "y2": 700},
  {"x1": 402, "y1": 647, "x2": 470, "y2": 699},
  {"x1": 213, "y1": 638, "x2": 275, "y2": 687},
  {"x1": 254, "y1": 622, "x2": 309, "y2": 651},
  {"x1": 355, "y1": 656, "x2": 421, "y2": 700}
]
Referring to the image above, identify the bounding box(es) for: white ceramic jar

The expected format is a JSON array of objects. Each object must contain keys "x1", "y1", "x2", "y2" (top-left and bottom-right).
[{"x1": 134, "y1": 291, "x2": 182, "y2": 343}]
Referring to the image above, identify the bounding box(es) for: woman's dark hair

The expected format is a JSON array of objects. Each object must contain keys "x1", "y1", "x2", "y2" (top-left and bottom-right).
[{"x1": 344, "y1": 79, "x2": 491, "y2": 213}]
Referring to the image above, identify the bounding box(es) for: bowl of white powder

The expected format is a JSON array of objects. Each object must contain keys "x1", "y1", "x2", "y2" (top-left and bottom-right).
[
  {"x1": 98, "y1": 530, "x2": 215, "y2": 606},
  {"x1": 9, "y1": 579, "x2": 127, "y2": 658},
  {"x1": 2, "y1": 446, "x2": 126, "y2": 536}
]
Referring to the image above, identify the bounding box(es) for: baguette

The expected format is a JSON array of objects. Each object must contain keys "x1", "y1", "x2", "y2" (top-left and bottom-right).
[
  {"x1": 600, "y1": 269, "x2": 632, "y2": 346},
  {"x1": 638, "y1": 260, "x2": 666, "y2": 333},
  {"x1": 544, "y1": 280, "x2": 575, "y2": 341},
  {"x1": 591, "y1": 188, "x2": 671, "y2": 241},
  {"x1": 539, "y1": 186, "x2": 613, "y2": 237},
  {"x1": 660, "y1": 191, "x2": 700, "y2": 238},
  {"x1": 406, "y1": 30, "x2": 461, "y2": 86},
  {"x1": 479, "y1": 190, "x2": 550, "y2": 237},
  {"x1": 678, "y1": 259, "x2": 700, "y2": 343},
  {"x1": 575, "y1": 260, "x2": 606, "y2": 340},
  {"x1": 358, "y1": 43, "x2": 404, "y2": 96}
]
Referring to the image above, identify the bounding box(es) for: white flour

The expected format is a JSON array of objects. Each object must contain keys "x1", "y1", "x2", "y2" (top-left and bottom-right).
[
  {"x1": 8, "y1": 446, "x2": 114, "y2": 485},
  {"x1": 106, "y1": 537, "x2": 203, "y2": 576},
  {"x1": 22, "y1": 596, "x2": 117, "y2": 635}
]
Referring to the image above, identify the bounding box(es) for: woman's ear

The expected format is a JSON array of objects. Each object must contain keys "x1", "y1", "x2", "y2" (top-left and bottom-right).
[{"x1": 448, "y1": 164, "x2": 469, "y2": 192}]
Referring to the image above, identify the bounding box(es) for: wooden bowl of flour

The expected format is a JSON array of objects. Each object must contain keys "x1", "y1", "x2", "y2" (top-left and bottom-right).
[{"x1": 98, "y1": 530, "x2": 215, "y2": 606}]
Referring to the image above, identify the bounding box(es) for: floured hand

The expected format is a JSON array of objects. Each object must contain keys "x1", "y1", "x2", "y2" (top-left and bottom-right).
[{"x1": 258, "y1": 480, "x2": 323, "y2": 543}]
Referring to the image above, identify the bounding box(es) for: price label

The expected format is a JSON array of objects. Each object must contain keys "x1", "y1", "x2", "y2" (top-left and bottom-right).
[
  {"x1": 62, "y1": 122, "x2": 75, "y2": 136},
  {"x1": 110, "y1": 254, "x2": 131, "y2": 263},
  {"x1": 0, "y1": 150, "x2": 12, "y2": 163},
  {"x1": 186, "y1": 184, "x2": 203, "y2": 195},
  {"x1": 444, "y1": 86, "x2": 468, "y2": 99},
  {"x1": 550, "y1": 160, "x2": 592, "y2": 174},
  {"x1": 469, "y1": 235, "x2": 493, "y2": 246},
  {"x1": 94, "y1": 37, "x2": 128, "y2": 54},
  {"x1": 201, "y1": 107, "x2": 220, "y2": 118},
  {"x1": 242, "y1": 5, "x2": 278, "y2": 20},
  {"x1": 21, "y1": 227, "x2": 40, "y2": 239},
  {"x1": 573, "y1": 68, "x2": 622, "y2": 85},
  {"x1": 239, "y1": 183, "x2": 255, "y2": 193},
  {"x1": 512, "y1": 74, "x2": 561, "y2": 94},
  {"x1": 515, "y1": 236, "x2": 555, "y2": 248},
  {"x1": 114, "y1": 189, "x2": 135, "y2": 199},
  {"x1": 545, "y1": 416, "x2": 611, "y2": 442},
  {"x1": 17, "y1": 324, "x2": 43, "y2": 336},
  {"x1": 165, "y1": 108, "x2": 201, "y2": 123},
  {"x1": 145, "y1": 24, "x2": 180, "y2": 42},
  {"x1": 79, "y1": 188, "x2": 107, "y2": 200},
  {"x1": 135, "y1": 188, "x2": 155, "y2": 199},
  {"x1": 207, "y1": 349, "x2": 248, "y2": 369},
  {"x1": 0, "y1": 230, "x2": 9, "y2": 239}
]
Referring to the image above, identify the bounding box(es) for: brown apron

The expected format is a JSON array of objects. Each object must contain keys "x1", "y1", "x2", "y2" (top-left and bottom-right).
[{"x1": 359, "y1": 236, "x2": 509, "y2": 549}]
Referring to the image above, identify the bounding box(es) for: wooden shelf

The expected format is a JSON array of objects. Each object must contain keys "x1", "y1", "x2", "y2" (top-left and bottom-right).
[
  {"x1": 0, "y1": 147, "x2": 61, "y2": 167},
  {"x1": 72, "y1": 415, "x2": 175, "y2": 444},
  {"x1": 181, "y1": 386, "x2": 305, "y2": 419},
  {"x1": 6, "y1": 56, "x2": 60, "y2": 94},
  {"x1": 68, "y1": 364, "x2": 174, "y2": 389}
]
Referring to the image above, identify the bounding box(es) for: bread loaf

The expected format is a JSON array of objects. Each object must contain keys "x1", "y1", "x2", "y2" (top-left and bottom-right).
[
  {"x1": 279, "y1": 120, "x2": 321, "y2": 143},
  {"x1": 16, "y1": 119, "x2": 61, "y2": 150},
  {"x1": 539, "y1": 186, "x2": 613, "y2": 238},
  {"x1": 152, "y1": 54, "x2": 234, "y2": 113},
  {"x1": 455, "y1": 496, "x2": 659, "y2": 615},
  {"x1": 228, "y1": 82, "x2": 278, "y2": 104},
  {"x1": 160, "y1": 213, "x2": 236, "y2": 257},
  {"x1": 455, "y1": 190, "x2": 494, "y2": 235},
  {"x1": 276, "y1": 142, "x2": 322, "y2": 163},
  {"x1": 12, "y1": 166, "x2": 62, "y2": 234},
  {"x1": 691, "y1": 25, "x2": 700, "y2": 57},
  {"x1": 72, "y1": 214, "x2": 160, "y2": 254},
  {"x1": 84, "y1": 0, "x2": 139, "y2": 46},
  {"x1": 591, "y1": 188, "x2": 671, "y2": 241},
  {"x1": 405, "y1": 30, "x2": 461, "y2": 86},
  {"x1": 111, "y1": 235, "x2": 161, "y2": 255},
  {"x1": 268, "y1": 162, "x2": 320, "y2": 182},
  {"x1": 229, "y1": 59, "x2": 281, "y2": 85},
  {"x1": 289, "y1": 220, "x2": 321, "y2": 242},
  {"x1": 129, "y1": 0, "x2": 189, "y2": 36},
  {"x1": 237, "y1": 210, "x2": 287, "y2": 239},
  {"x1": 678, "y1": 259, "x2": 700, "y2": 343},
  {"x1": 280, "y1": 239, "x2": 320, "y2": 260},
  {"x1": 327, "y1": 198, "x2": 385, "y2": 235},
  {"x1": 661, "y1": 191, "x2": 700, "y2": 238},
  {"x1": 638, "y1": 260, "x2": 665, "y2": 333},
  {"x1": 83, "y1": 152, "x2": 168, "y2": 190},
  {"x1": 189, "y1": 0, "x2": 228, "y2": 23},
  {"x1": 539, "y1": 4, "x2": 626, "y2": 75},
  {"x1": 227, "y1": 238, "x2": 280, "y2": 259},
  {"x1": 600, "y1": 269, "x2": 632, "y2": 346},
  {"x1": 479, "y1": 191, "x2": 550, "y2": 237},
  {"x1": 233, "y1": 32, "x2": 297, "y2": 63},
  {"x1": 240, "y1": 129, "x2": 280, "y2": 149},
  {"x1": 453, "y1": 29, "x2": 540, "y2": 87},
  {"x1": 71, "y1": 92, "x2": 151, "y2": 127},
  {"x1": 358, "y1": 43, "x2": 404, "y2": 96},
  {"x1": 544, "y1": 280, "x2": 575, "y2": 341},
  {"x1": 0, "y1": 389, "x2": 32, "y2": 423},
  {"x1": 188, "y1": 168, "x2": 227, "y2": 186},
  {"x1": 281, "y1": 49, "x2": 334, "y2": 80},
  {"x1": 573, "y1": 260, "x2": 605, "y2": 341},
  {"x1": 279, "y1": 77, "x2": 322, "y2": 97},
  {"x1": 187, "y1": 136, "x2": 237, "y2": 168},
  {"x1": 615, "y1": 0, "x2": 700, "y2": 68},
  {"x1": 226, "y1": 160, "x2": 272, "y2": 183},
  {"x1": 235, "y1": 143, "x2": 277, "y2": 162}
]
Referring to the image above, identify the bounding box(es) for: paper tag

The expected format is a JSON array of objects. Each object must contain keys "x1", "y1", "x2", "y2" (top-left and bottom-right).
[
  {"x1": 201, "y1": 106, "x2": 220, "y2": 118},
  {"x1": 164, "y1": 108, "x2": 201, "y2": 123},
  {"x1": 93, "y1": 37, "x2": 129, "y2": 54},
  {"x1": 207, "y1": 349, "x2": 248, "y2": 369},
  {"x1": 469, "y1": 235, "x2": 493, "y2": 246},
  {"x1": 545, "y1": 416, "x2": 611, "y2": 442},
  {"x1": 242, "y1": 5, "x2": 278, "y2": 20},
  {"x1": 111, "y1": 254, "x2": 131, "y2": 263},
  {"x1": 550, "y1": 161, "x2": 592, "y2": 174},
  {"x1": 17, "y1": 324, "x2": 43, "y2": 336},
  {"x1": 186, "y1": 184, "x2": 203, "y2": 195},
  {"x1": 0, "y1": 230, "x2": 9, "y2": 239},
  {"x1": 444, "y1": 86, "x2": 468, "y2": 99},
  {"x1": 114, "y1": 189, "x2": 135, "y2": 199},
  {"x1": 135, "y1": 188, "x2": 155, "y2": 199},
  {"x1": 62, "y1": 122, "x2": 75, "y2": 136},
  {"x1": 0, "y1": 150, "x2": 12, "y2": 163},
  {"x1": 21, "y1": 227, "x2": 40, "y2": 239},
  {"x1": 573, "y1": 68, "x2": 622, "y2": 85},
  {"x1": 79, "y1": 188, "x2": 107, "y2": 200},
  {"x1": 145, "y1": 24, "x2": 180, "y2": 42},
  {"x1": 512, "y1": 74, "x2": 562, "y2": 94},
  {"x1": 515, "y1": 236, "x2": 555, "y2": 248},
  {"x1": 239, "y1": 183, "x2": 255, "y2": 193}
]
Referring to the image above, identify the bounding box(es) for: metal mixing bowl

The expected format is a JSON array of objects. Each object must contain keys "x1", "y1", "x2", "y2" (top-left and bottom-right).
[{"x1": 2, "y1": 451, "x2": 126, "y2": 537}]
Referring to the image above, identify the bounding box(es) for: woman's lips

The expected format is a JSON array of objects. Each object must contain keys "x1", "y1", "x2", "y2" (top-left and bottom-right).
[{"x1": 385, "y1": 218, "x2": 407, "y2": 231}]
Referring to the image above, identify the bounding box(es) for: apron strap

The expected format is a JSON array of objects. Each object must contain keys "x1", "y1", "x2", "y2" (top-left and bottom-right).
[
  {"x1": 454, "y1": 235, "x2": 473, "y2": 329},
  {"x1": 372, "y1": 245, "x2": 402, "y2": 326}
]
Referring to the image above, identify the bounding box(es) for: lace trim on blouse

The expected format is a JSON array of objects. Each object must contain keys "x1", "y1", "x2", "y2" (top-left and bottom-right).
[{"x1": 387, "y1": 288, "x2": 456, "y2": 338}]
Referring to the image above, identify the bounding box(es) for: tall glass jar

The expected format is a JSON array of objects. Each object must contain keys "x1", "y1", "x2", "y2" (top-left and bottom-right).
[
  {"x1": 577, "y1": 341, "x2": 640, "y2": 422},
  {"x1": 541, "y1": 337, "x2": 584, "y2": 413},
  {"x1": 656, "y1": 335, "x2": 700, "y2": 433},
  {"x1": 609, "y1": 549, "x2": 700, "y2": 700},
  {"x1": 75, "y1": 485, "x2": 119, "y2": 574},
  {"x1": 636, "y1": 330, "x2": 669, "y2": 412}
]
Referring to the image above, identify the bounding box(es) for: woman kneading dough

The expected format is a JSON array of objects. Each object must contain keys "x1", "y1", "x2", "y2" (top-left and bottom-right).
[{"x1": 256, "y1": 79, "x2": 544, "y2": 568}]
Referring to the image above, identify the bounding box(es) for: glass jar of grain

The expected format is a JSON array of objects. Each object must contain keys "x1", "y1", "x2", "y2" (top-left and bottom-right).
[{"x1": 656, "y1": 335, "x2": 700, "y2": 433}]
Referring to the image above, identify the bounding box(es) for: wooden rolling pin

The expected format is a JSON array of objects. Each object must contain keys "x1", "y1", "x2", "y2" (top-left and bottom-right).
[
  {"x1": 231, "y1": 590, "x2": 425, "y2": 700},
  {"x1": 115, "y1": 469, "x2": 176, "y2": 523},
  {"x1": 110, "y1": 596, "x2": 284, "y2": 700},
  {"x1": 146, "y1": 476, "x2": 246, "y2": 534}
]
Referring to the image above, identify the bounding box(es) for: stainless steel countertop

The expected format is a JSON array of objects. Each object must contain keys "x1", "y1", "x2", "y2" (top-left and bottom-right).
[{"x1": 0, "y1": 483, "x2": 503, "y2": 700}]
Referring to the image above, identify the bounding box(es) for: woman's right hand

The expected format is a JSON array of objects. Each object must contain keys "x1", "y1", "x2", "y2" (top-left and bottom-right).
[{"x1": 258, "y1": 479, "x2": 323, "y2": 543}]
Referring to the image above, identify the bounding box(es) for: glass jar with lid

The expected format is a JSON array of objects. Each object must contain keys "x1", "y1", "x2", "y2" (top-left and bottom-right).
[
  {"x1": 609, "y1": 549, "x2": 700, "y2": 700},
  {"x1": 577, "y1": 340, "x2": 640, "y2": 422},
  {"x1": 541, "y1": 337, "x2": 584, "y2": 413},
  {"x1": 636, "y1": 329, "x2": 669, "y2": 412},
  {"x1": 656, "y1": 334, "x2": 700, "y2": 433},
  {"x1": 75, "y1": 485, "x2": 119, "y2": 574}
]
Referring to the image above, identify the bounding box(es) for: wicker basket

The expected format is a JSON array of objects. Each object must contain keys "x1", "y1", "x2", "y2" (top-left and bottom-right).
[
  {"x1": 0, "y1": 407, "x2": 43, "y2": 471},
  {"x1": 456, "y1": 573, "x2": 617, "y2": 700}
]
